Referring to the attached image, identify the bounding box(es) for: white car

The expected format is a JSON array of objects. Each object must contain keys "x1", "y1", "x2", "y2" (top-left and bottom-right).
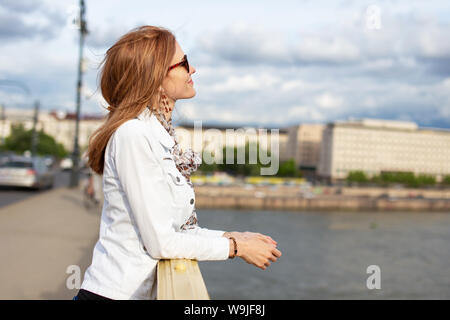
[
  {"x1": 60, "y1": 157, "x2": 73, "y2": 171},
  {"x1": 0, "y1": 156, "x2": 55, "y2": 189}
]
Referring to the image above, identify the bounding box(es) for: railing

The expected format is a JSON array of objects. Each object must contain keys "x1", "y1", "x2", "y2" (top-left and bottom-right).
[{"x1": 157, "y1": 259, "x2": 210, "y2": 300}]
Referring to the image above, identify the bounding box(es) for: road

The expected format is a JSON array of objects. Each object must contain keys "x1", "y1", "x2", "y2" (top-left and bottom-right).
[
  {"x1": 0, "y1": 170, "x2": 85, "y2": 208},
  {"x1": 0, "y1": 178, "x2": 102, "y2": 299}
]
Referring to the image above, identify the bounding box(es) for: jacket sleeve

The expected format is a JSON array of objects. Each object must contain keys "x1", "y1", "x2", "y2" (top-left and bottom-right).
[
  {"x1": 112, "y1": 121, "x2": 230, "y2": 261},
  {"x1": 179, "y1": 225, "x2": 226, "y2": 238}
]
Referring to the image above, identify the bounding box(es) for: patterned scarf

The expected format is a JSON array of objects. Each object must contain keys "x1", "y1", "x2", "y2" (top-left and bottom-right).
[{"x1": 150, "y1": 107, "x2": 202, "y2": 188}]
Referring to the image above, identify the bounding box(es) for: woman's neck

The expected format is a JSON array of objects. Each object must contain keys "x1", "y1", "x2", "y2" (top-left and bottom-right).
[{"x1": 151, "y1": 101, "x2": 175, "y2": 122}]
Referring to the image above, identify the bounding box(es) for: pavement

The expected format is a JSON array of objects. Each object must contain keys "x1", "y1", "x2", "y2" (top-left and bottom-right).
[{"x1": 0, "y1": 181, "x2": 102, "y2": 300}]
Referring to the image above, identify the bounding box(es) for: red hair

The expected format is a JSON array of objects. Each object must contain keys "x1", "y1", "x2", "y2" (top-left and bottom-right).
[{"x1": 87, "y1": 25, "x2": 176, "y2": 174}]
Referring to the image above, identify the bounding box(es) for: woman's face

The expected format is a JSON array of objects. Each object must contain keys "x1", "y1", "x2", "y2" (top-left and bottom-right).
[{"x1": 161, "y1": 41, "x2": 196, "y2": 101}]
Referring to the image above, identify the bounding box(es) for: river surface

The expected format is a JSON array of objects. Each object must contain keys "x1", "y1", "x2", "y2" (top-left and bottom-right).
[{"x1": 196, "y1": 209, "x2": 450, "y2": 299}]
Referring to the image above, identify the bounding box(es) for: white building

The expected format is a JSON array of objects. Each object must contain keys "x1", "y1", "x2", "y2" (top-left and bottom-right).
[
  {"x1": 0, "y1": 108, "x2": 290, "y2": 163},
  {"x1": 285, "y1": 124, "x2": 325, "y2": 170},
  {"x1": 0, "y1": 108, "x2": 105, "y2": 153},
  {"x1": 175, "y1": 122, "x2": 289, "y2": 164},
  {"x1": 317, "y1": 118, "x2": 450, "y2": 183}
]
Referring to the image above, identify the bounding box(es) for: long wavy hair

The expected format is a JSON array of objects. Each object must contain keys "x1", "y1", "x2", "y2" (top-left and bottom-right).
[{"x1": 87, "y1": 25, "x2": 176, "y2": 174}]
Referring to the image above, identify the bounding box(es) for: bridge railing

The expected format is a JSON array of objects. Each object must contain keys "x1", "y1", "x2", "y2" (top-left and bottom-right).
[{"x1": 157, "y1": 259, "x2": 210, "y2": 300}]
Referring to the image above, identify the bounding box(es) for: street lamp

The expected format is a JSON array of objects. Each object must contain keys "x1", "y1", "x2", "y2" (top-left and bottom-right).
[{"x1": 69, "y1": 0, "x2": 88, "y2": 188}]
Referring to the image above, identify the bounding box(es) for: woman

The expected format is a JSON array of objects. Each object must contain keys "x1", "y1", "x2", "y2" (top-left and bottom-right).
[{"x1": 74, "y1": 25, "x2": 282, "y2": 300}]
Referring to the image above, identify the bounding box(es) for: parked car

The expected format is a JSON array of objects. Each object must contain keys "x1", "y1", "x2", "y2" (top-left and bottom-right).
[
  {"x1": 43, "y1": 155, "x2": 56, "y2": 169},
  {"x1": 0, "y1": 156, "x2": 55, "y2": 190},
  {"x1": 0, "y1": 151, "x2": 15, "y2": 165}
]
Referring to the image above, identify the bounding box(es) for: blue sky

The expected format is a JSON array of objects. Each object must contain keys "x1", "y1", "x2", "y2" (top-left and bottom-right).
[{"x1": 1, "y1": 0, "x2": 450, "y2": 128}]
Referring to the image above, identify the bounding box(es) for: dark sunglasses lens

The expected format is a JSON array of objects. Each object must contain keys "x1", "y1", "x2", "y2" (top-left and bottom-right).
[{"x1": 184, "y1": 56, "x2": 189, "y2": 73}]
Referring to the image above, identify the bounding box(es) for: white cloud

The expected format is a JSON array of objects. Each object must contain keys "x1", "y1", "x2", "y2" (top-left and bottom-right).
[
  {"x1": 361, "y1": 96, "x2": 377, "y2": 108},
  {"x1": 206, "y1": 74, "x2": 281, "y2": 93},
  {"x1": 175, "y1": 102, "x2": 198, "y2": 120},
  {"x1": 418, "y1": 24, "x2": 450, "y2": 58},
  {"x1": 294, "y1": 36, "x2": 361, "y2": 63},
  {"x1": 361, "y1": 58, "x2": 394, "y2": 71},
  {"x1": 315, "y1": 92, "x2": 344, "y2": 109},
  {"x1": 441, "y1": 77, "x2": 450, "y2": 89},
  {"x1": 1, "y1": 0, "x2": 450, "y2": 130},
  {"x1": 280, "y1": 80, "x2": 307, "y2": 92},
  {"x1": 287, "y1": 105, "x2": 325, "y2": 122}
]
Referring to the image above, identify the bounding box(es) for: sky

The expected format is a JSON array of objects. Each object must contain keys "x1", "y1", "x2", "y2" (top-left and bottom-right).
[{"x1": 0, "y1": 0, "x2": 450, "y2": 129}]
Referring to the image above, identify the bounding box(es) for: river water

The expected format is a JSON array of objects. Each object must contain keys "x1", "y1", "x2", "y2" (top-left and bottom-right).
[{"x1": 196, "y1": 209, "x2": 450, "y2": 299}]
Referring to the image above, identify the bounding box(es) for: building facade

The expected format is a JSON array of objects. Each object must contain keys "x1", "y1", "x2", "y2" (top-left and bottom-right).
[
  {"x1": 1, "y1": 109, "x2": 290, "y2": 165},
  {"x1": 285, "y1": 124, "x2": 325, "y2": 180},
  {"x1": 0, "y1": 108, "x2": 105, "y2": 153},
  {"x1": 317, "y1": 118, "x2": 450, "y2": 183},
  {"x1": 176, "y1": 122, "x2": 289, "y2": 165}
]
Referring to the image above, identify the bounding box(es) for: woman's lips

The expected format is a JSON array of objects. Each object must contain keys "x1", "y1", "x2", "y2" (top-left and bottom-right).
[{"x1": 188, "y1": 79, "x2": 194, "y2": 85}]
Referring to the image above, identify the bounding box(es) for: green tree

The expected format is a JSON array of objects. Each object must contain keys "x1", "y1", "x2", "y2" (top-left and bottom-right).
[
  {"x1": 0, "y1": 123, "x2": 68, "y2": 158},
  {"x1": 442, "y1": 175, "x2": 450, "y2": 186},
  {"x1": 198, "y1": 142, "x2": 273, "y2": 177},
  {"x1": 415, "y1": 174, "x2": 436, "y2": 187},
  {"x1": 276, "y1": 158, "x2": 302, "y2": 177},
  {"x1": 347, "y1": 170, "x2": 369, "y2": 184},
  {"x1": 197, "y1": 151, "x2": 219, "y2": 174},
  {"x1": 371, "y1": 171, "x2": 415, "y2": 186},
  {"x1": 370, "y1": 171, "x2": 437, "y2": 188}
]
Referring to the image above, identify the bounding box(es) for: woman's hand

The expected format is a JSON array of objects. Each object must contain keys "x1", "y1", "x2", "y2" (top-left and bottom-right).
[
  {"x1": 224, "y1": 231, "x2": 277, "y2": 246},
  {"x1": 223, "y1": 231, "x2": 282, "y2": 270}
]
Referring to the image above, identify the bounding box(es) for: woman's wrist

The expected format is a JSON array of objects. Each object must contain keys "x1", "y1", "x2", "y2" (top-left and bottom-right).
[
  {"x1": 223, "y1": 231, "x2": 233, "y2": 239},
  {"x1": 228, "y1": 238, "x2": 234, "y2": 258},
  {"x1": 228, "y1": 237, "x2": 238, "y2": 259}
]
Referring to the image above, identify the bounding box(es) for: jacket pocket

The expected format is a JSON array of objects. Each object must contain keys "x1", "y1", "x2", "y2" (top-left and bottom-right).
[
  {"x1": 163, "y1": 164, "x2": 186, "y2": 186},
  {"x1": 161, "y1": 163, "x2": 188, "y2": 208}
]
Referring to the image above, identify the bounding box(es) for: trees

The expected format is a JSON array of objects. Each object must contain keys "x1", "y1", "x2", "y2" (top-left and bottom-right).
[
  {"x1": 199, "y1": 142, "x2": 269, "y2": 176},
  {"x1": 346, "y1": 170, "x2": 369, "y2": 184},
  {"x1": 0, "y1": 123, "x2": 68, "y2": 158},
  {"x1": 346, "y1": 170, "x2": 437, "y2": 188},
  {"x1": 277, "y1": 158, "x2": 302, "y2": 177},
  {"x1": 198, "y1": 142, "x2": 302, "y2": 177},
  {"x1": 442, "y1": 175, "x2": 450, "y2": 186},
  {"x1": 199, "y1": 143, "x2": 270, "y2": 176}
]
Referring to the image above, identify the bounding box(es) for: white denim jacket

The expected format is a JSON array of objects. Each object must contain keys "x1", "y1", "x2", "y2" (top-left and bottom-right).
[{"x1": 81, "y1": 108, "x2": 230, "y2": 300}]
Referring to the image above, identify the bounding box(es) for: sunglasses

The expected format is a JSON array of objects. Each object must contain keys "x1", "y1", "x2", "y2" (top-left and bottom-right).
[{"x1": 168, "y1": 54, "x2": 189, "y2": 73}]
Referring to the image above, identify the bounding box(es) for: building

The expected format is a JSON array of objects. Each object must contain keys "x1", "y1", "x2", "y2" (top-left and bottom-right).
[
  {"x1": 0, "y1": 108, "x2": 105, "y2": 153},
  {"x1": 285, "y1": 124, "x2": 325, "y2": 180},
  {"x1": 176, "y1": 122, "x2": 289, "y2": 165},
  {"x1": 0, "y1": 108, "x2": 290, "y2": 166},
  {"x1": 317, "y1": 118, "x2": 450, "y2": 183}
]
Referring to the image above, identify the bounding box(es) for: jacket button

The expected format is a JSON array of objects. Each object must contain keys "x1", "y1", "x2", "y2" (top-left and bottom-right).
[
  {"x1": 176, "y1": 176, "x2": 180, "y2": 182},
  {"x1": 190, "y1": 198, "x2": 194, "y2": 205}
]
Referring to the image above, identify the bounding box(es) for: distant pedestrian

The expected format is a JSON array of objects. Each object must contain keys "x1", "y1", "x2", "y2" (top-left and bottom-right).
[{"x1": 73, "y1": 25, "x2": 281, "y2": 300}]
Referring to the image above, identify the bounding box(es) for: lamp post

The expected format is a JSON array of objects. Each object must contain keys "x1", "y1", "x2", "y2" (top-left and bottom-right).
[
  {"x1": 31, "y1": 100, "x2": 39, "y2": 156},
  {"x1": 0, "y1": 103, "x2": 5, "y2": 145},
  {"x1": 69, "y1": 0, "x2": 88, "y2": 188}
]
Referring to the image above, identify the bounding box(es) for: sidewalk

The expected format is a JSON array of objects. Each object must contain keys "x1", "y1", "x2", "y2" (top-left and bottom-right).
[{"x1": 0, "y1": 183, "x2": 101, "y2": 299}]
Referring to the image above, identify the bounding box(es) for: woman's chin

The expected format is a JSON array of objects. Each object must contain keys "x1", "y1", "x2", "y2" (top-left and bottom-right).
[{"x1": 183, "y1": 88, "x2": 196, "y2": 99}]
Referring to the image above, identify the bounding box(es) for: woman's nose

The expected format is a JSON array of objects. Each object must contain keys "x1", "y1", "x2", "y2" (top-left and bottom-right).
[{"x1": 190, "y1": 64, "x2": 196, "y2": 75}]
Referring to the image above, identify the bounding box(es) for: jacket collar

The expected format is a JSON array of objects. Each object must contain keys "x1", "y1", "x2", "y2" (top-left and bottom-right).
[{"x1": 137, "y1": 107, "x2": 175, "y2": 150}]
